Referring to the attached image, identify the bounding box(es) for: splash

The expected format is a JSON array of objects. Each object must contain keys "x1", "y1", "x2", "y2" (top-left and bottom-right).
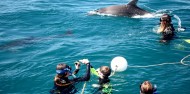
[
  {"x1": 88, "y1": 9, "x2": 172, "y2": 18},
  {"x1": 132, "y1": 13, "x2": 155, "y2": 18},
  {"x1": 175, "y1": 44, "x2": 185, "y2": 50},
  {"x1": 155, "y1": 9, "x2": 172, "y2": 14},
  {"x1": 133, "y1": 9, "x2": 173, "y2": 18},
  {"x1": 152, "y1": 25, "x2": 160, "y2": 34},
  {"x1": 87, "y1": 10, "x2": 117, "y2": 16},
  {"x1": 88, "y1": 10, "x2": 156, "y2": 18}
]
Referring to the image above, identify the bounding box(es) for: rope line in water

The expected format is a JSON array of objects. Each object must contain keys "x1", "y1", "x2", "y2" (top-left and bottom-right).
[
  {"x1": 128, "y1": 62, "x2": 179, "y2": 68},
  {"x1": 79, "y1": 55, "x2": 190, "y2": 93},
  {"x1": 81, "y1": 81, "x2": 87, "y2": 94},
  {"x1": 180, "y1": 54, "x2": 190, "y2": 66},
  {"x1": 129, "y1": 54, "x2": 190, "y2": 68}
]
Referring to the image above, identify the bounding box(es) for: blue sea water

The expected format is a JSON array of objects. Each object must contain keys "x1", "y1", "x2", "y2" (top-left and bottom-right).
[{"x1": 0, "y1": 0, "x2": 190, "y2": 94}]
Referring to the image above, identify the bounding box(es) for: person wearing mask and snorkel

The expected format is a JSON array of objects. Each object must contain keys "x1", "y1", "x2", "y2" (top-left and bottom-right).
[
  {"x1": 90, "y1": 65, "x2": 113, "y2": 94},
  {"x1": 50, "y1": 59, "x2": 90, "y2": 94},
  {"x1": 140, "y1": 81, "x2": 158, "y2": 94},
  {"x1": 158, "y1": 14, "x2": 175, "y2": 43}
]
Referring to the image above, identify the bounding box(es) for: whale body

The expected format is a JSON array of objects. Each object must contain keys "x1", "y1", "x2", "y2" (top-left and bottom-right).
[{"x1": 93, "y1": 0, "x2": 150, "y2": 17}]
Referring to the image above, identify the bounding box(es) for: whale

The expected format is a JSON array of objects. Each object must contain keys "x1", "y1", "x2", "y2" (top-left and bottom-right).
[
  {"x1": 92, "y1": 0, "x2": 150, "y2": 17},
  {"x1": 0, "y1": 31, "x2": 72, "y2": 51}
]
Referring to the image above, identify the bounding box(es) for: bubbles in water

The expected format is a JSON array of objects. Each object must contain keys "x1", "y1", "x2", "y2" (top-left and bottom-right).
[
  {"x1": 87, "y1": 10, "x2": 97, "y2": 15},
  {"x1": 132, "y1": 13, "x2": 154, "y2": 18},
  {"x1": 175, "y1": 44, "x2": 185, "y2": 50},
  {"x1": 152, "y1": 25, "x2": 160, "y2": 34},
  {"x1": 178, "y1": 28, "x2": 186, "y2": 32},
  {"x1": 87, "y1": 10, "x2": 117, "y2": 16}
]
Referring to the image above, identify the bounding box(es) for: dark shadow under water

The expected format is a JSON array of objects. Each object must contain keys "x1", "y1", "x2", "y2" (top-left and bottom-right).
[{"x1": 0, "y1": 30, "x2": 73, "y2": 51}]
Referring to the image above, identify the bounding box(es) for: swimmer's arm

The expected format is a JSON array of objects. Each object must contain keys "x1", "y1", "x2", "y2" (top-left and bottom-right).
[
  {"x1": 73, "y1": 61, "x2": 80, "y2": 75},
  {"x1": 71, "y1": 63, "x2": 91, "y2": 82},
  {"x1": 72, "y1": 69, "x2": 79, "y2": 75},
  {"x1": 157, "y1": 27, "x2": 164, "y2": 33}
]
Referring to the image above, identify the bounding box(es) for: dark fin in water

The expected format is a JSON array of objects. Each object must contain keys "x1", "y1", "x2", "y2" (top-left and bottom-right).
[{"x1": 127, "y1": 0, "x2": 138, "y2": 6}]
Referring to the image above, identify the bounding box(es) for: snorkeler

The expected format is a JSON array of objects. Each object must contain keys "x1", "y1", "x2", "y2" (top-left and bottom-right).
[
  {"x1": 140, "y1": 81, "x2": 157, "y2": 94},
  {"x1": 158, "y1": 14, "x2": 175, "y2": 43},
  {"x1": 91, "y1": 65, "x2": 112, "y2": 94},
  {"x1": 50, "y1": 59, "x2": 90, "y2": 94}
]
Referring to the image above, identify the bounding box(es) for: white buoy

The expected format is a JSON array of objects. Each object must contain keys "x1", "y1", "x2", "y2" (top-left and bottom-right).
[{"x1": 111, "y1": 56, "x2": 128, "y2": 72}]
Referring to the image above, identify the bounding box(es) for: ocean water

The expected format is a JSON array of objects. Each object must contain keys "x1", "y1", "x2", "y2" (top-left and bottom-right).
[{"x1": 0, "y1": 0, "x2": 190, "y2": 94}]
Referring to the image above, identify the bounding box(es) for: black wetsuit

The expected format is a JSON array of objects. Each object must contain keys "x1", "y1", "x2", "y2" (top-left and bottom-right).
[
  {"x1": 161, "y1": 24, "x2": 175, "y2": 41},
  {"x1": 98, "y1": 77, "x2": 110, "y2": 86},
  {"x1": 93, "y1": 77, "x2": 111, "y2": 94},
  {"x1": 50, "y1": 63, "x2": 90, "y2": 94}
]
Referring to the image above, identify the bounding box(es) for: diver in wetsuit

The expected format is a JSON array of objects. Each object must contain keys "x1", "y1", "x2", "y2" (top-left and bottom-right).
[
  {"x1": 158, "y1": 14, "x2": 175, "y2": 43},
  {"x1": 91, "y1": 66, "x2": 112, "y2": 94},
  {"x1": 50, "y1": 59, "x2": 90, "y2": 94}
]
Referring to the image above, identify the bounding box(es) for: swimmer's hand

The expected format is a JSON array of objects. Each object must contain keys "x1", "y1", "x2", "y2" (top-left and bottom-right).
[
  {"x1": 79, "y1": 59, "x2": 90, "y2": 64},
  {"x1": 74, "y1": 61, "x2": 80, "y2": 69}
]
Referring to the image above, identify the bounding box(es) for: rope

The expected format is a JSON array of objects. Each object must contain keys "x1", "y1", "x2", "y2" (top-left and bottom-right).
[
  {"x1": 180, "y1": 54, "x2": 190, "y2": 66},
  {"x1": 129, "y1": 54, "x2": 190, "y2": 68},
  {"x1": 79, "y1": 54, "x2": 190, "y2": 94},
  {"x1": 128, "y1": 62, "x2": 179, "y2": 68},
  {"x1": 81, "y1": 81, "x2": 87, "y2": 94}
]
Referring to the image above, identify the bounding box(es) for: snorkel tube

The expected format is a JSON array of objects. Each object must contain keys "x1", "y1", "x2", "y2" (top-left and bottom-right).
[{"x1": 173, "y1": 14, "x2": 186, "y2": 31}]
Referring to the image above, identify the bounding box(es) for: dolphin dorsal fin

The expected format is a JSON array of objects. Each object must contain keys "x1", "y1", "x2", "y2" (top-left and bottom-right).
[{"x1": 127, "y1": 0, "x2": 138, "y2": 6}]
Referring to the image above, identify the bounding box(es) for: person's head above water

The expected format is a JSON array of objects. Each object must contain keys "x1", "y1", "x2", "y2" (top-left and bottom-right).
[
  {"x1": 160, "y1": 14, "x2": 172, "y2": 23},
  {"x1": 98, "y1": 66, "x2": 111, "y2": 78},
  {"x1": 56, "y1": 63, "x2": 72, "y2": 77},
  {"x1": 140, "y1": 81, "x2": 154, "y2": 94}
]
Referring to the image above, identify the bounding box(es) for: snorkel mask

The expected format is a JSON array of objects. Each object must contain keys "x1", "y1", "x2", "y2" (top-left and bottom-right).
[
  {"x1": 56, "y1": 65, "x2": 72, "y2": 76},
  {"x1": 160, "y1": 14, "x2": 171, "y2": 22}
]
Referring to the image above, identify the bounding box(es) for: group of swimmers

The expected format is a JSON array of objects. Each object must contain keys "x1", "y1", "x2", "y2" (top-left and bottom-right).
[
  {"x1": 49, "y1": 14, "x2": 179, "y2": 94},
  {"x1": 50, "y1": 59, "x2": 157, "y2": 94},
  {"x1": 49, "y1": 59, "x2": 112, "y2": 94}
]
